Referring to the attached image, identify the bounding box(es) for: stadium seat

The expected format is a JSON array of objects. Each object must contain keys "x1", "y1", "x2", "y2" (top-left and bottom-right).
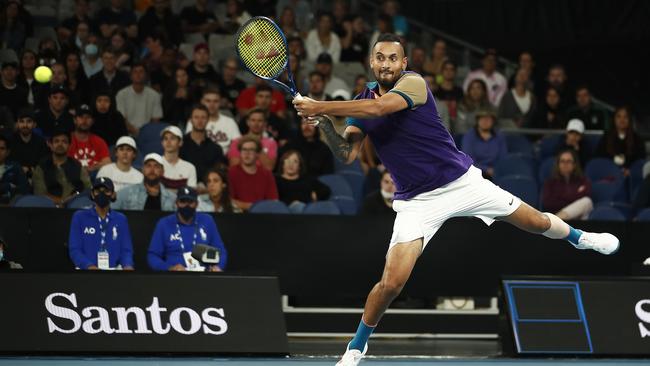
[
  {"x1": 331, "y1": 196, "x2": 357, "y2": 215},
  {"x1": 303, "y1": 201, "x2": 341, "y2": 215},
  {"x1": 585, "y1": 158, "x2": 623, "y2": 183},
  {"x1": 339, "y1": 171, "x2": 365, "y2": 207},
  {"x1": 588, "y1": 206, "x2": 626, "y2": 221},
  {"x1": 504, "y1": 134, "x2": 534, "y2": 156},
  {"x1": 583, "y1": 134, "x2": 602, "y2": 156},
  {"x1": 594, "y1": 201, "x2": 634, "y2": 220},
  {"x1": 539, "y1": 135, "x2": 562, "y2": 159},
  {"x1": 494, "y1": 154, "x2": 536, "y2": 178},
  {"x1": 494, "y1": 175, "x2": 539, "y2": 208},
  {"x1": 12, "y1": 195, "x2": 57, "y2": 208},
  {"x1": 634, "y1": 208, "x2": 650, "y2": 221},
  {"x1": 249, "y1": 200, "x2": 291, "y2": 214},
  {"x1": 590, "y1": 182, "x2": 622, "y2": 203},
  {"x1": 538, "y1": 156, "x2": 556, "y2": 184},
  {"x1": 136, "y1": 122, "x2": 171, "y2": 152},
  {"x1": 66, "y1": 194, "x2": 94, "y2": 209},
  {"x1": 628, "y1": 159, "x2": 647, "y2": 197},
  {"x1": 334, "y1": 158, "x2": 363, "y2": 175},
  {"x1": 317, "y1": 174, "x2": 353, "y2": 199}
]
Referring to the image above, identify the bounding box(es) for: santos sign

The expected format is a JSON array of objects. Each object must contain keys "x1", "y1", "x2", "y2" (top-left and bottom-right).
[{"x1": 0, "y1": 273, "x2": 288, "y2": 355}]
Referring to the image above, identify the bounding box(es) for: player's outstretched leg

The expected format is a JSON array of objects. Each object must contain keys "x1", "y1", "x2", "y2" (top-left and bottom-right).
[
  {"x1": 336, "y1": 239, "x2": 422, "y2": 366},
  {"x1": 501, "y1": 202, "x2": 619, "y2": 254}
]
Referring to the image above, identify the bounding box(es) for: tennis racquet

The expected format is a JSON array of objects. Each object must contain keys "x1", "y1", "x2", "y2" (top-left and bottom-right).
[{"x1": 235, "y1": 16, "x2": 302, "y2": 99}]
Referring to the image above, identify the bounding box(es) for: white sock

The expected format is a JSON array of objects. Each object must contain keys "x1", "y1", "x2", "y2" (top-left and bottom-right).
[{"x1": 542, "y1": 212, "x2": 570, "y2": 239}]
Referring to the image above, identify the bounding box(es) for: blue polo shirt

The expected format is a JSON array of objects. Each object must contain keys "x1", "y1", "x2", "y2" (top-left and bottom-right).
[
  {"x1": 68, "y1": 207, "x2": 134, "y2": 269},
  {"x1": 147, "y1": 213, "x2": 228, "y2": 271}
]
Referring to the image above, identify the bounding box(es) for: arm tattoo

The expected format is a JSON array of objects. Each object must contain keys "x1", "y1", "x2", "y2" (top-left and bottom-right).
[{"x1": 313, "y1": 115, "x2": 357, "y2": 162}]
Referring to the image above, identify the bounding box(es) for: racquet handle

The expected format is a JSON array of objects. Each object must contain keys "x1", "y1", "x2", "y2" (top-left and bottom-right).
[{"x1": 294, "y1": 92, "x2": 303, "y2": 100}]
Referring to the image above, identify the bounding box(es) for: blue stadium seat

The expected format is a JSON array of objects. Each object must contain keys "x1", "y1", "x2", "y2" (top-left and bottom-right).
[
  {"x1": 303, "y1": 201, "x2": 341, "y2": 215},
  {"x1": 331, "y1": 196, "x2": 357, "y2": 215},
  {"x1": 494, "y1": 154, "x2": 536, "y2": 178},
  {"x1": 594, "y1": 201, "x2": 634, "y2": 220},
  {"x1": 318, "y1": 174, "x2": 353, "y2": 199},
  {"x1": 629, "y1": 159, "x2": 647, "y2": 198},
  {"x1": 634, "y1": 208, "x2": 650, "y2": 221},
  {"x1": 590, "y1": 182, "x2": 622, "y2": 204},
  {"x1": 249, "y1": 200, "x2": 291, "y2": 214},
  {"x1": 495, "y1": 175, "x2": 539, "y2": 208},
  {"x1": 583, "y1": 134, "x2": 602, "y2": 156},
  {"x1": 66, "y1": 194, "x2": 94, "y2": 209},
  {"x1": 588, "y1": 206, "x2": 626, "y2": 221},
  {"x1": 453, "y1": 134, "x2": 464, "y2": 149},
  {"x1": 539, "y1": 135, "x2": 562, "y2": 159},
  {"x1": 340, "y1": 171, "x2": 365, "y2": 207},
  {"x1": 585, "y1": 158, "x2": 623, "y2": 183},
  {"x1": 334, "y1": 158, "x2": 363, "y2": 175},
  {"x1": 538, "y1": 156, "x2": 556, "y2": 184},
  {"x1": 505, "y1": 134, "x2": 534, "y2": 156},
  {"x1": 136, "y1": 122, "x2": 171, "y2": 150},
  {"x1": 12, "y1": 195, "x2": 57, "y2": 208}
]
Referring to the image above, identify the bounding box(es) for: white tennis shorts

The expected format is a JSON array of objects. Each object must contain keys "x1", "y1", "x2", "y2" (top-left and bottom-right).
[{"x1": 389, "y1": 165, "x2": 522, "y2": 251}]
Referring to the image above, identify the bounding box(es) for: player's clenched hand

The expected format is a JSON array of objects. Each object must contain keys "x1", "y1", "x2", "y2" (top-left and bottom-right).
[{"x1": 293, "y1": 95, "x2": 321, "y2": 117}]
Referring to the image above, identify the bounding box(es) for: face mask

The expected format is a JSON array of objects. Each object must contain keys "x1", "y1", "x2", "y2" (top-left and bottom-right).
[
  {"x1": 85, "y1": 44, "x2": 98, "y2": 56},
  {"x1": 94, "y1": 192, "x2": 111, "y2": 208},
  {"x1": 380, "y1": 189, "x2": 394, "y2": 201},
  {"x1": 178, "y1": 206, "x2": 196, "y2": 220}
]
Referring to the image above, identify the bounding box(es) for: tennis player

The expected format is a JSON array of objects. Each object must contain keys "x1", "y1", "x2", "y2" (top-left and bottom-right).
[{"x1": 293, "y1": 34, "x2": 619, "y2": 366}]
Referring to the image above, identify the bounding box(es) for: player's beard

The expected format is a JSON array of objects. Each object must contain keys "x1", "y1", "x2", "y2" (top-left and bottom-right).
[{"x1": 376, "y1": 69, "x2": 398, "y2": 89}]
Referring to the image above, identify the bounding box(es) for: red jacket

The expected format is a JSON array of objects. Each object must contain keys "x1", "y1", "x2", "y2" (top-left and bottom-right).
[{"x1": 542, "y1": 175, "x2": 591, "y2": 213}]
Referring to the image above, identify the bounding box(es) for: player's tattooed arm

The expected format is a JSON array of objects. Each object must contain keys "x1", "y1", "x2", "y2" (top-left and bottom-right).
[{"x1": 309, "y1": 115, "x2": 362, "y2": 163}]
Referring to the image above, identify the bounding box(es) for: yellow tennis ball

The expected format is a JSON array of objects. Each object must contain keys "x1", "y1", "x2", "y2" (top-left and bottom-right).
[{"x1": 34, "y1": 66, "x2": 52, "y2": 83}]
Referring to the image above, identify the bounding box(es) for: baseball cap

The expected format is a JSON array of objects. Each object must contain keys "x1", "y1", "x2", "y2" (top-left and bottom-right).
[
  {"x1": 1, "y1": 61, "x2": 18, "y2": 69},
  {"x1": 143, "y1": 153, "x2": 164, "y2": 165},
  {"x1": 160, "y1": 125, "x2": 183, "y2": 140},
  {"x1": 316, "y1": 52, "x2": 333, "y2": 64},
  {"x1": 177, "y1": 186, "x2": 198, "y2": 201},
  {"x1": 566, "y1": 119, "x2": 585, "y2": 134},
  {"x1": 75, "y1": 104, "x2": 92, "y2": 117},
  {"x1": 115, "y1": 136, "x2": 137, "y2": 150},
  {"x1": 49, "y1": 85, "x2": 68, "y2": 97},
  {"x1": 93, "y1": 177, "x2": 115, "y2": 191},
  {"x1": 16, "y1": 107, "x2": 35, "y2": 120},
  {"x1": 194, "y1": 43, "x2": 209, "y2": 53},
  {"x1": 331, "y1": 89, "x2": 351, "y2": 101}
]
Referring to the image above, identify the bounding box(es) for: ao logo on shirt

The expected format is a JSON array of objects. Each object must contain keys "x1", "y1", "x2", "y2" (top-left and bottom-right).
[
  {"x1": 83, "y1": 227, "x2": 96, "y2": 235},
  {"x1": 169, "y1": 233, "x2": 181, "y2": 241}
]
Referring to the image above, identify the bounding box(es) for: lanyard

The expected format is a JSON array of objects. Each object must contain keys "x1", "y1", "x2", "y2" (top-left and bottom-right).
[
  {"x1": 97, "y1": 213, "x2": 110, "y2": 251},
  {"x1": 176, "y1": 222, "x2": 198, "y2": 252}
]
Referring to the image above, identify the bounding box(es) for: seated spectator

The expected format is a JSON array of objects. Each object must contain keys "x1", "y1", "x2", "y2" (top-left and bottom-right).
[
  {"x1": 180, "y1": 105, "x2": 224, "y2": 186},
  {"x1": 64, "y1": 51, "x2": 91, "y2": 107},
  {"x1": 236, "y1": 78, "x2": 288, "y2": 119},
  {"x1": 382, "y1": 0, "x2": 408, "y2": 36},
  {"x1": 532, "y1": 86, "x2": 566, "y2": 129},
  {"x1": 32, "y1": 129, "x2": 91, "y2": 205},
  {"x1": 566, "y1": 85, "x2": 609, "y2": 130},
  {"x1": 217, "y1": 57, "x2": 246, "y2": 116},
  {"x1": 35, "y1": 85, "x2": 74, "y2": 138},
  {"x1": 340, "y1": 14, "x2": 369, "y2": 64},
  {"x1": 115, "y1": 63, "x2": 163, "y2": 135},
  {"x1": 59, "y1": 0, "x2": 93, "y2": 44},
  {"x1": 537, "y1": 64, "x2": 572, "y2": 110},
  {"x1": 361, "y1": 170, "x2": 396, "y2": 216},
  {"x1": 198, "y1": 168, "x2": 241, "y2": 213},
  {"x1": 542, "y1": 149, "x2": 593, "y2": 220},
  {"x1": 498, "y1": 68, "x2": 536, "y2": 128},
  {"x1": 137, "y1": 0, "x2": 182, "y2": 46},
  {"x1": 223, "y1": 0, "x2": 252, "y2": 34},
  {"x1": 8, "y1": 108, "x2": 48, "y2": 178},
  {"x1": 68, "y1": 104, "x2": 111, "y2": 172},
  {"x1": 96, "y1": 136, "x2": 143, "y2": 192},
  {"x1": 180, "y1": 0, "x2": 222, "y2": 38},
  {"x1": 368, "y1": 13, "x2": 394, "y2": 58},
  {"x1": 279, "y1": 119, "x2": 334, "y2": 178},
  {"x1": 109, "y1": 30, "x2": 136, "y2": 70},
  {"x1": 68, "y1": 177, "x2": 134, "y2": 270},
  {"x1": 32, "y1": 62, "x2": 68, "y2": 112},
  {"x1": 423, "y1": 39, "x2": 448, "y2": 76},
  {"x1": 0, "y1": 60, "x2": 28, "y2": 118},
  {"x1": 0, "y1": 234, "x2": 23, "y2": 270},
  {"x1": 113, "y1": 153, "x2": 176, "y2": 211},
  {"x1": 141, "y1": 33, "x2": 165, "y2": 78},
  {"x1": 163, "y1": 68, "x2": 194, "y2": 126},
  {"x1": 81, "y1": 42, "x2": 103, "y2": 78},
  {"x1": 307, "y1": 71, "x2": 333, "y2": 102},
  {"x1": 185, "y1": 89, "x2": 240, "y2": 154},
  {"x1": 0, "y1": 1, "x2": 30, "y2": 53},
  {"x1": 596, "y1": 106, "x2": 645, "y2": 172},
  {"x1": 554, "y1": 119, "x2": 590, "y2": 167},
  {"x1": 462, "y1": 49, "x2": 507, "y2": 106},
  {"x1": 509, "y1": 51, "x2": 536, "y2": 91},
  {"x1": 433, "y1": 61, "x2": 463, "y2": 122},
  {"x1": 407, "y1": 46, "x2": 426, "y2": 75},
  {"x1": 461, "y1": 110, "x2": 507, "y2": 179},
  {"x1": 0, "y1": 135, "x2": 28, "y2": 204},
  {"x1": 228, "y1": 137, "x2": 278, "y2": 211},
  {"x1": 150, "y1": 48, "x2": 178, "y2": 93},
  {"x1": 186, "y1": 43, "x2": 220, "y2": 91},
  {"x1": 352, "y1": 74, "x2": 369, "y2": 96},
  {"x1": 148, "y1": 186, "x2": 228, "y2": 272},
  {"x1": 160, "y1": 126, "x2": 197, "y2": 191},
  {"x1": 305, "y1": 12, "x2": 341, "y2": 63},
  {"x1": 275, "y1": 150, "x2": 330, "y2": 212},
  {"x1": 314, "y1": 52, "x2": 350, "y2": 96},
  {"x1": 229, "y1": 109, "x2": 277, "y2": 170},
  {"x1": 89, "y1": 48, "x2": 131, "y2": 101},
  {"x1": 455, "y1": 79, "x2": 494, "y2": 135},
  {"x1": 90, "y1": 91, "x2": 128, "y2": 147},
  {"x1": 95, "y1": 0, "x2": 137, "y2": 40},
  {"x1": 16, "y1": 49, "x2": 37, "y2": 106}
]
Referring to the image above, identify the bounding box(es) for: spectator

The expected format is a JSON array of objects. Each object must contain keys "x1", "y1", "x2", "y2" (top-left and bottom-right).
[
  {"x1": 96, "y1": 136, "x2": 143, "y2": 192},
  {"x1": 180, "y1": 0, "x2": 222, "y2": 38},
  {"x1": 278, "y1": 6, "x2": 301, "y2": 38},
  {"x1": 180, "y1": 105, "x2": 224, "y2": 186},
  {"x1": 368, "y1": 13, "x2": 393, "y2": 57},
  {"x1": 532, "y1": 86, "x2": 566, "y2": 129},
  {"x1": 150, "y1": 47, "x2": 178, "y2": 93},
  {"x1": 68, "y1": 177, "x2": 135, "y2": 270},
  {"x1": 305, "y1": 12, "x2": 342, "y2": 63},
  {"x1": 242, "y1": 84, "x2": 288, "y2": 143},
  {"x1": 138, "y1": 0, "x2": 182, "y2": 46},
  {"x1": 332, "y1": 0, "x2": 349, "y2": 37},
  {"x1": 148, "y1": 186, "x2": 227, "y2": 272},
  {"x1": 68, "y1": 104, "x2": 111, "y2": 172},
  {"x1": 0, "y1": 60, "x2": 28, "y2": 118},
  {"x1": 361, "y1": 170, "x2": 396, "y2": 216},
  {"x1": 33, "y1": 128, "x2": 91, "y2": 205},
  {"x1": 455, "y1": 79, "x2": 494, "y2": 135},
  {"x1": 89, "y1": 48, "x2": 131, "y2": 101},
  {"x1": 462, "y1": 49, "x2": 507, "y2": 106},
  {"x1": 566, "y1": 85, "x2": 609, "y2": 130},
  {"x1": 596, "y1": 106, "x2": 645, "y2": 172},
  {"x1": 59, "y1": 0, "x2": 93, "y2": 43},
  {"x1": 407, "y1": 46, "x2": 426, "y2": 75},
  {"x1": 9, "y1": 107, "x2": 48, "y2": 177},
  {"x1": 314, "y1": 52, "x2": 350, "y2": 97},
  {"x1": 307, "y1": 71, "x2": 332, "y2": 102},
  {"x1": 33, "y1": 62, "x2": 68, "y2": 112},
  {"x1": 287, "y1": 35, "x2": 306, "y2": 60},
  {"x1": 162, "y1": 68, "x2": 194, "y2": 126},
  {"x1": 141, "y1": 32, "x2": 166, "y2": 75},
  {"x1": 236, "y1": 78, "x2": 288, "y2": 119},
  {"x1": 0, "y1": 235, "x2": 23, "y2": 270},
  {"x1": 497, "y1": 68, "x2": 536, "y2": 128},
  {"x1": 185, "y1": 89, "x2": 240, "y2": 154},
  {"x1": 461, "y1": 110, "x2": 507, "y2": 179},
  {"x1": 353, "y1": 74, "x2": 369, "y2": 96},
  {"x1": 433, "y1": 61, "x2": 463, "y2": 122},
  {"x1": 95, "y1": 0, "x2": 137, "y2": 40},
  {"x1": 81, "y1": 41, "x2": 103, "y2": 78},
  {"x1": 197, "y1": 168, "x2": 241, "y2": 213},
  {"x1": 340, "y1": 14, "x2": 369, "y2": 64},
  {"x1": 538, "y1": 64, "x2": 572, "y2": 110},
  {"x1": 275, "y1": 149, "x2": 330, "y2": 212},
  {"x1": 217, "y1": 57, "x2": 246, "y2": 116},
  {"x1": 557, "y1": 119, "x2": 590, "y2": 168},
  {"x1": 160, "y1": 126, "x2": 197, "y2": 190},
  {"x1": 109, "y1": 30, "x2": 135, "y2": 70},
  {"x1": 116, "y1": 63, "x2": 163, "y2": 135},
  {"x1": 90, "y1": 91, "x2": 128, "y2": 147},
  {"x1": 423, "y1": 39, "x2": 448, "y2": 76},
  {"x1": 16, "y1": 49, "x2": 37, "y2": 105},
  {"x1": 0, "y1": 135, "x2": 28, "y2": 204},
  {"x1": 542, "y1": 149, "x2": 593, "y2": 220},
  {"x1": 510, "y1": 51, "x2": 535, "y2": 90},
  {"x1": 275, "y1": 0, "x2": 312, "y2": 33},
  {"x1": 222, "y1": 0, "x2": 252, "y2": 34},
  {"x1": 382, "y1": 0, "x2": 408, "y2": 36},
  {"x1": 229, "y1": 109, "x2": 277, "y2": 170},
  {"x1": 73, "y1": 20, "x2": 91, "y2": 51},
  {"x1": 64, "y1": 51, "x2": 90, "y2": 107},
  {"x1": 186, "y1": 43, "x2": 220, "y2": 91},
  {"x1": 228, "y1": 136, "x2": 278, "y2": 211},
  {"x1": 279, "y1": 118, "x2": 334, "y2": 178},
  {"x1": 0, "y1": 0, "x2": 30, "y2": 52},
  {"x1": 113, "y1": 153, "x2": 176, "y2": 211},
  {"x1": 35, "y1": 85, "x2": 74, "y2": 138}
]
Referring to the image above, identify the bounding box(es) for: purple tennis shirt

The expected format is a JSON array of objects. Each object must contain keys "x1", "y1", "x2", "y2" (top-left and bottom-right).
[{"x1": 346, "y1": 71, "x2": 473, "y2": 200}]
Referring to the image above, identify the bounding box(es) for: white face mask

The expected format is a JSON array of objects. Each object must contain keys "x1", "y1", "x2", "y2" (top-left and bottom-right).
[{"x1": 380, "y1": 189, "x2": 394, "y2": 201}]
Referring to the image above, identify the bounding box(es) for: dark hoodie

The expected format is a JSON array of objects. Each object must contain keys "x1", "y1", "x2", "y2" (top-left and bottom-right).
[
  {"x1": 277, "y1": 127, "x2": 334, "y2": 178},
  {"x1": 90, "y1": 93, "x2": 129, "y2": 146}
]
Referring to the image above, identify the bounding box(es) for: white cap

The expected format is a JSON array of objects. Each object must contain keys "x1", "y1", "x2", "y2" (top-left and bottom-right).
[
  {"x1": 115, "y1": 136, "x2": 137, "y2": 150},
  {"x1": 143, "y1": 153, "x2": 164, "y2": 165},
  {"x1": 331, "y1": 89, "x2": 351, "y2": 101},
  {"x1": 160, "y1": 125, "x2": 183, "y2": 139},
  {"x1": 566, "y1": 119, "x2": 585, "y2": 134}
]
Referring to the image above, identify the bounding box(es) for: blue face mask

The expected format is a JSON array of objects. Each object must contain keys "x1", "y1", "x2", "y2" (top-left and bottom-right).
[
  {"x1": 94, "y1": 192, "x2": 111, "y2": 208},
  {"x1": 178, "y1": 206, "x2": 196, "y2": 221},
  {"x1": 85, "y1": 44, "x2": 98, "y2": 56}
]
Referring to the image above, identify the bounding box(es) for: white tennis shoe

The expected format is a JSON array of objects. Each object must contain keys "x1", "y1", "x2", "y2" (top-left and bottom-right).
[
  {"x1": 573, "y1": 232, "x2": 620, "y2": 255},
  {"x1": 335, "y1": 342, "x2": 367, "y2": 366}
]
